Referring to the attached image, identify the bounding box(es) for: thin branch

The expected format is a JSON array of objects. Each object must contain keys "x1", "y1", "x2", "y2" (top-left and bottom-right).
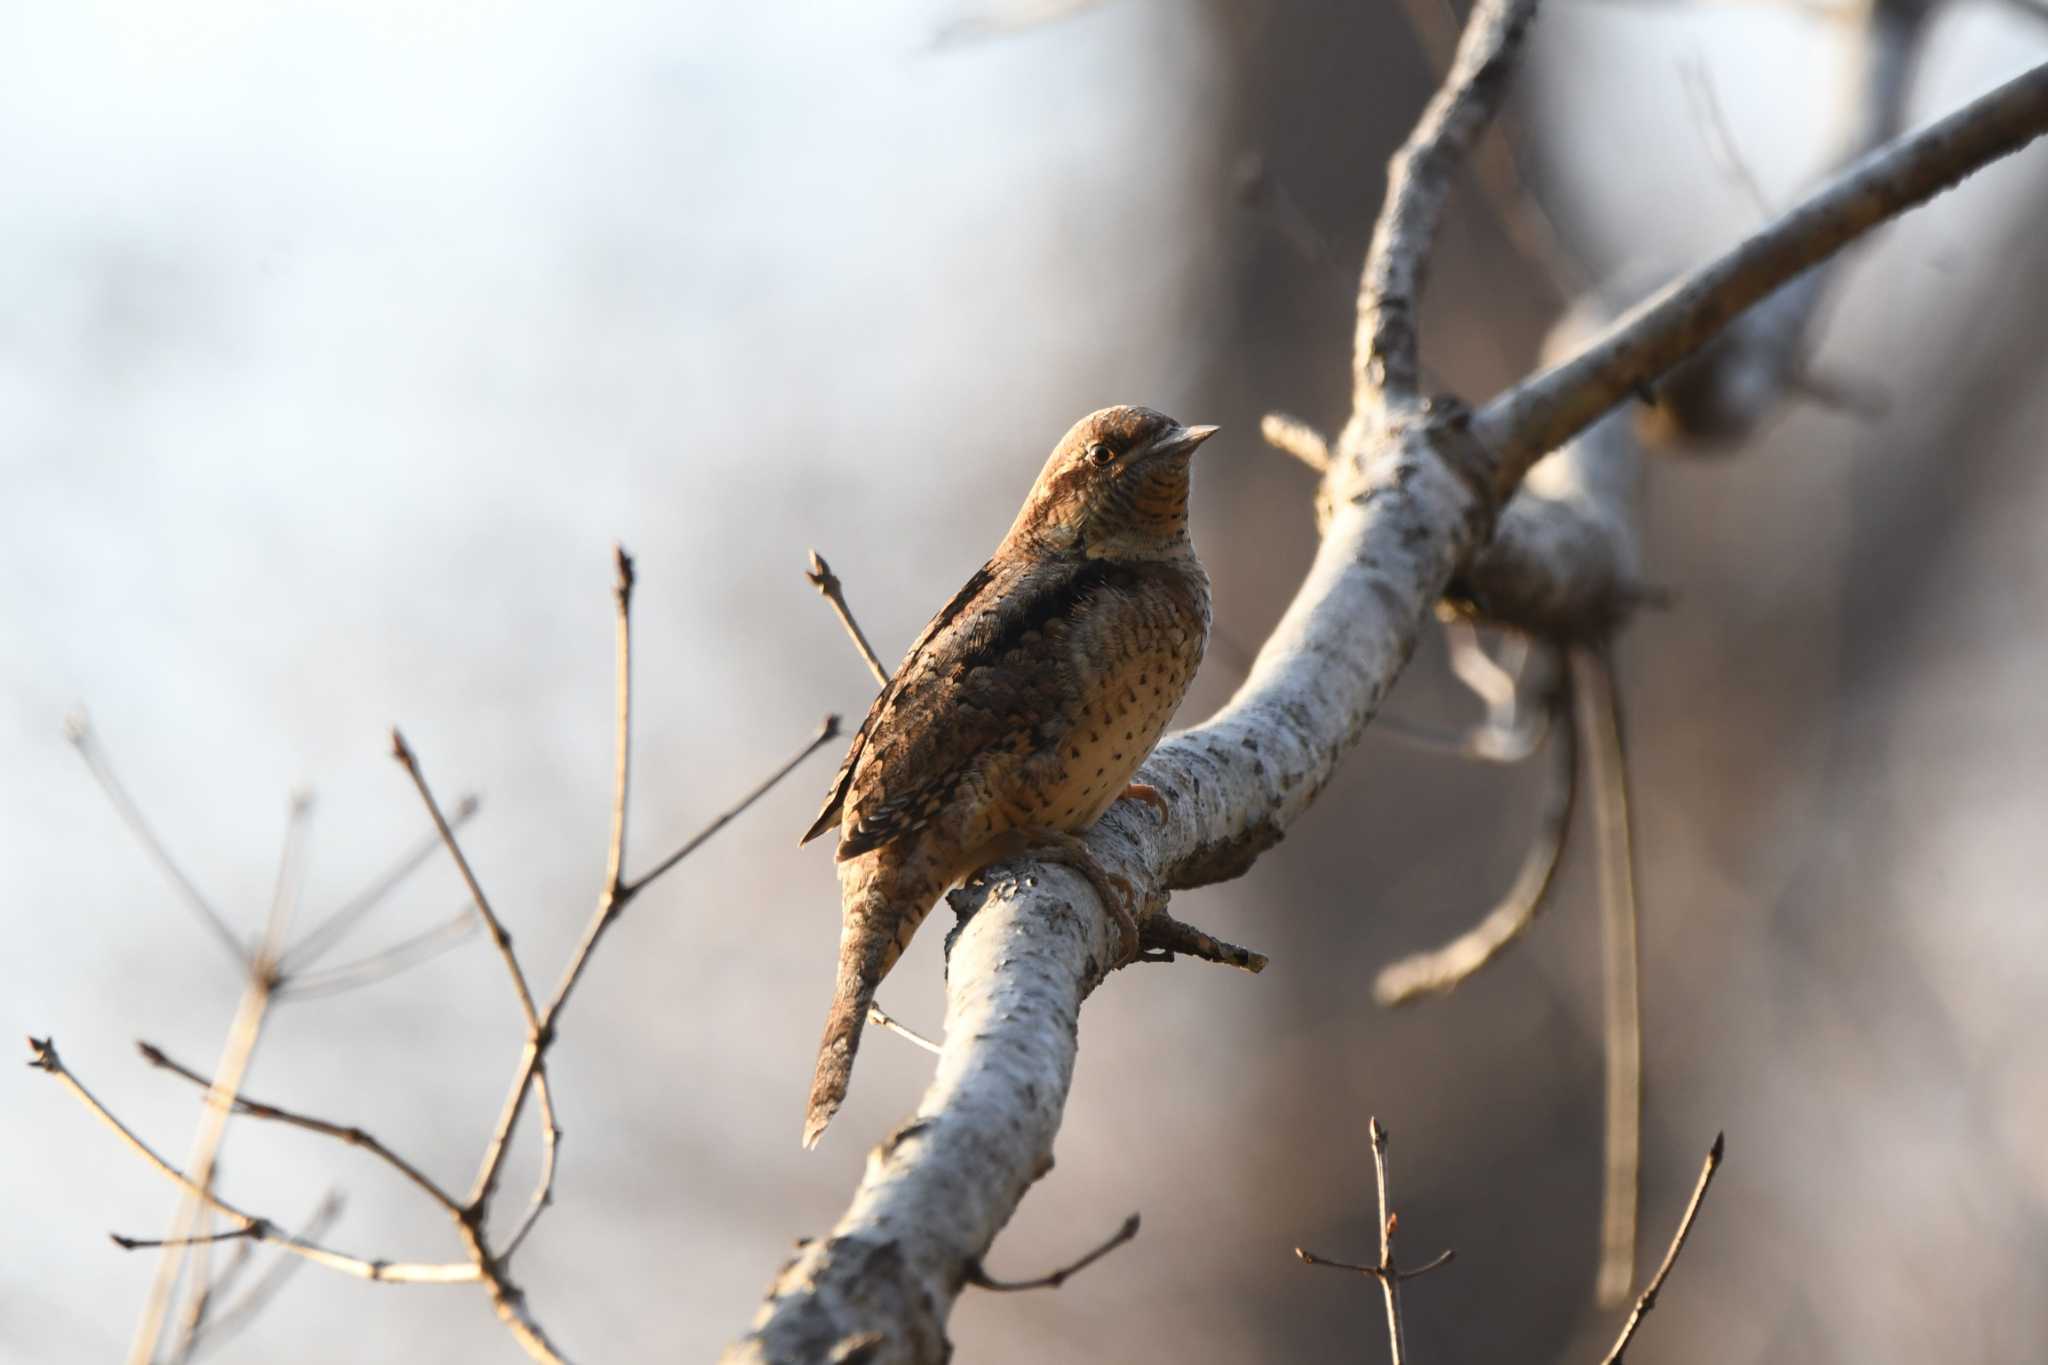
[
  {"x1": 807, "y1": 550, "x2": 890, "y2": 688},
  {"x1": 606, "y1": 544, "x2": 636, "y2": 899},
  {"x1": 1573, "y1": 646, "x2": 1642, "y2": 1307},
  {"x1": 1261, "y1": 411, "x2": 1332, "y2": 474},
  {"x1": 1372, "y1": 1119, "x2": 1407, "y2": 1365},
  {"x1": 1295, "y1": 1119, "x2": 1455, "y2": 1365},
  {"x1": 258, "y1": 791, "x2": 315, "y2": 966},
  {"x1": 1374, "y1": 685, "x2": 1576, "y2": 1005},
  {"x1": 62, "y1": 714, "x2": 246, "y2": 968},
  {"x1": 391, "y1": 727, "x2": 542, "y2": 1035},
  {"x1": 1358, "y1": 0, "x2": 1539, "y2": 412},
  {"x1": 966, "y1": 1214, "x2": 1140, "y2": 1292},
  {"x1": 1680, "y1": 54, "x2": 1772, "y2": 220},
  {"x1": 867, "y1": 1002, "x2": 943, "y2": 1056},
  {"x1": 27, "y1": 1038, "x2": 476, "y2": 1285},
  {"x1": 1474, "y1": 59, "x2": 2048, "y2": 482},
  {"x1": 131, "y1": 873, "x2": 292, "y2": 1365},
  {"x1": 136, "y1": 1041, "x2": 464, "y2": 1216},
  {"x1": 278, "y1": 908, "x2": 479, "y2": 1000},
  {"x1": 499, "y1": 1073, "x2": 561, "y2": 1263},
  {"x1": 283, "y1": 794, "x2": 480, "y2": 972},
  {"x1": 1599, "y1": 1135, "x2": 1726, "y2": 1365},
  {"x1": 191, "y1": 1192, "x2": 344, "y2": 1360},
  {"x1": 627, "y1": 714, "x2": 843, "y2": 895},
  {"x1": 111, "y1": 1226, "x2": 259, "y2": 1252}
]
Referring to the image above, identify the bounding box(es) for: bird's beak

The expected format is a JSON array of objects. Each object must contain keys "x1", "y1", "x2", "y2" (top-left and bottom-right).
[{"x1": 1148, "y1": 423, "x2": 1220, "y2": 461}]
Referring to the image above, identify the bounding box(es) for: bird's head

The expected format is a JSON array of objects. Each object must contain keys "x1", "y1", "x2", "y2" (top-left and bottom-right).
[{"x1": 1005, "y1": 405, "x2": 1217, "y2": 560}]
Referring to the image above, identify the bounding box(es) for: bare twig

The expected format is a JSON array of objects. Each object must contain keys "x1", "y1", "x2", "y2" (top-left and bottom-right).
[
  {"x1": 278, "y1": 908, "x2": 479, "y2": 1000},
  {"x1": 1573, "y1": 646, "x2": 1642, "y2": 1307},
  {"x1": 191, "y1": 1192, "x2": 344, "y2": 1359},
  {"x1": 966, "y1": 1214, "x2": 1140, "y2": 1292},
  {"x1": 111, "y1": 1225, "x2": 260, "y2": 1252},
  {"x1": 28, "y1": 1038, "x2": 477, "y2": 1285},
  {"x1": 606, "y1": 544, "x2": 636, "y2": 900},
  {"x1": 1374, "y1": 685, "x2": 1576, "y2": 1004},
  {"x1": 136, "y1": 1041, "x2": 464, "y2": 1215},
  {"x1": 63, "y1": 714, "x2": 245, "y2": 968},
  {"x1": 391, "y1": 729, "x2": 542, "y2": 1035},
  {"x1": 283, "y1": 794, "x2": 480, "y2": 971},
  {"x1": 54, "y1": 553, "x2": 837, "y2": 1365},
  {"x1": 808, "y1": 550, "x2": 890, "y2": 688},
  {"x1": 1680, "y1": 54, "x2": 1773, "y2": 220},
  {"x1": 498, "y1": 1073, "x2": 561, "y2": 1264},
  {"x1": 1296, "y1": 1119, "x2": 1455, "y2": 1365},
  {"x1": 1261, "y1": 412, "x2": 1332, "y2": 474},
  {"x1": 1600, "y1": 1135, "x2": 1726, "y2": 1365},
  {"x1": 629, "y1": 715, "x2": 843, "y2": 895},
  {"x1": 131, "y1": 791, "x2": 310, "y2": 1365},
  {"x1": 867, "y1": 1003, "x2": 943, "y2": 1056}
]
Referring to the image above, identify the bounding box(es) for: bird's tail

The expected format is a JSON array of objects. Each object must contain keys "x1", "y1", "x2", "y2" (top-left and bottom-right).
[
  {"x1": 802, "y1": 953, "x2": 876, "y2": 1150},
  {"x1": 804, "y1": 861, "x2": 943, "y2": 1148}
]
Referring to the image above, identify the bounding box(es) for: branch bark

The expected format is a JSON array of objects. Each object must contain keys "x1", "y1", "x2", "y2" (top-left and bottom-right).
[{"x1": 727, "y1": 19, "x2": 2048, "y2": 1357}]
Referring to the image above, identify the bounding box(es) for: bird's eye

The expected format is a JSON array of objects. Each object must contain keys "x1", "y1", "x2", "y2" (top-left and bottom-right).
[{"x1": 1086, "y1": 443, "x2": 1115, "y2": 467}]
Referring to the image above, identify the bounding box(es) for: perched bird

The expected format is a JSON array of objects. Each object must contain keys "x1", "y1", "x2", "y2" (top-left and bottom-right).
[{"x1": 798, "y1": 405, "x2": 1216, "y2": 1148}]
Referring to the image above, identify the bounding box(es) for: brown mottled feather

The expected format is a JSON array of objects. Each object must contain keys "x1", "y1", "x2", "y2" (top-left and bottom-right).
[
  {"x1": 798, "y1": 404, "x2": 1214, "y2": 1148},
  {"x1": 798, "y1": 561, "x2": 998, "y2": 847}
]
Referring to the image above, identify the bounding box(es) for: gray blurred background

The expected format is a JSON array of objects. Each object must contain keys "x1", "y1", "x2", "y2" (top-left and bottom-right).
[{"x1": 6, "y1": 1, "x2": 2048, "y2": 1360}]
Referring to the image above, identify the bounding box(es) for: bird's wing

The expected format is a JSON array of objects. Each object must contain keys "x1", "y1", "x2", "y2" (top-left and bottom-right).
[
  {"x1": 829, "y1": 557, "x2": 1146, "y2": 861},
  {"x1": 798, "y1": 560, "x2": 999, "y2": 847}
]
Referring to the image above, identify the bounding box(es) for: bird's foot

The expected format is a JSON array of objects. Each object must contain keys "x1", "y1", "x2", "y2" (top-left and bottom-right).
[
  {"x1": 1010, "y1": 828, "x2": 1143, "y2": 968},
  {"x1": 1115, "y1": 782, "x2": 1170, "y2": 826}
]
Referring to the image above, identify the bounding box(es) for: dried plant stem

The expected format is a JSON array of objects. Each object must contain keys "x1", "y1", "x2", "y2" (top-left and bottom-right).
[
  {"x1": 1573, "y1": 646, "x2": 1642, "y2": 1307},
  {"x1": 63, "y1": 715, "x2": 246, "y2": 969},
  {"x1": 1373, "y1": 688, "x2": 1576, "y2": 1005}
]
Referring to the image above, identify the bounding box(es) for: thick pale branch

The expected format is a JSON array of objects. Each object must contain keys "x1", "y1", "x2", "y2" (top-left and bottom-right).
[
  {"x1": 732, "y1": 42, "x2": 2048, "y2": 1364},
  {"x1": 1475, "y1": 58, "x2": 2048, "y2": 479},
  {"x1": 1359, "y1": 0, "x2": 1539, "y2": 410}
]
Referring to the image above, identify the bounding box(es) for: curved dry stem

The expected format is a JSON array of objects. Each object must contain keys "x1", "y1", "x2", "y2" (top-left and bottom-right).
[
  {"x1": 1573, "y1": 646, "x2": 1642, "y2": 1307},
  {"x1": 1373, "y1": 686, "x2": 1576, "y2": 1005}
]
